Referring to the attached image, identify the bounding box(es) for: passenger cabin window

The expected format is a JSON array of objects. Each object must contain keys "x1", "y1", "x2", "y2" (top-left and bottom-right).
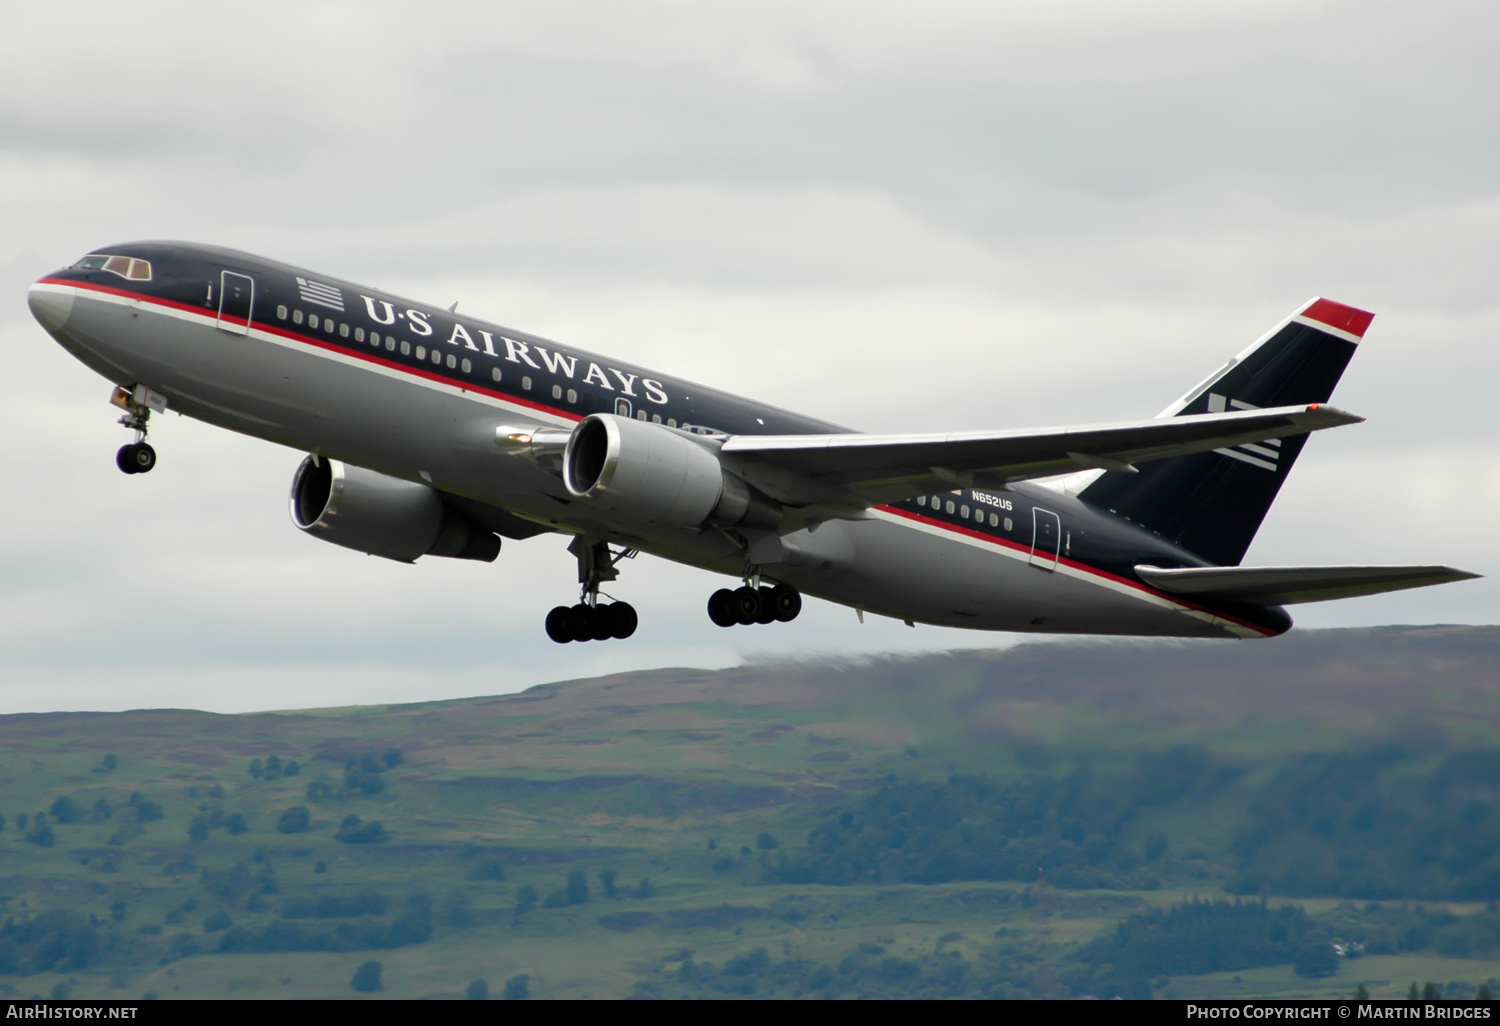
[
  {"x1": 324, "y1": 319, "x2": 334, "y2": 333},
  {"x1": 276, "y1": 305, "x2": 288, "y2": 320},
  {"x1": 491, "y1": 367, "x2": 502, "y2": 383},
  {"x1": 522, "y1": 376, "x2": 532, "y2": 391},
  {"x1": 72, "y1": 254, "x2": 151, "y2": 280},
  {"x1": 566, "y1": 389, "x2": 578, "y2": 404},
  {"x1": 946, "y1": 501, "x2": 956, "y2": 514},
  {"x1": 355, "y1": 327, "x2": 365, "y2": 341},
  {"x1": 339, "y1": 323, "x2": 349, "y2": 338},
  {"x1": 917, "y1": 496, "x2": 926, "y2": 506},
  {"x1": 551, "y1": 385, "x2": 562, "y2": 399},
  {"x1": 416, "y1": 346, "x2": 427, "y2": 360},
  {"x1": 309, "y1": 314, "x2": 319, "y2": 329},
  {"x1": 1003, "y1": 517, "x2": 1013, "y2": 532},
  {"x1": 293, "y1": 310, "x2": 304, "y2": 325},
  {"x1": 385, "y1": 338, "x2": 395, "y2": 352},
  {"x1": 460, "y1": 358, "x2": 471, "y2": 373},
  {"x1": 446, "y1": 354, "x2": 456, "y2": 369},
  {"x1": 400, "y1": 341, "x2": 410, "y2": 356},
  {"x1": 652, "y1": 414, "x2": 662, "y2": 424},
  {"x1": 989, "y1": 513, "x2": 998, "y2": 527}
]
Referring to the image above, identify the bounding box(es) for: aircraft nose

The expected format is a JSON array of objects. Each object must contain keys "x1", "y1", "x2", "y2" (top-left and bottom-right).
[{"x1": 28, "y1": 282, "x2": 74, "y2": 333}]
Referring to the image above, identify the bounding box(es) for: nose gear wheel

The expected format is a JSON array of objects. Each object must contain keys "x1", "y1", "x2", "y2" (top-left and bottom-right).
[{"x1": 110, "y1": 385, "x2": 159, "y2": 475}]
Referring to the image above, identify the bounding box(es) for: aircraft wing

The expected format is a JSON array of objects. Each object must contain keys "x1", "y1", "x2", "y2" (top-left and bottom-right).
[
  {"x1": 1134, "y1": 564, "x2": 1481, "y2": 605},
  {"x1": 720, "y1": 404, "x2": 1361, "y2": 508}
]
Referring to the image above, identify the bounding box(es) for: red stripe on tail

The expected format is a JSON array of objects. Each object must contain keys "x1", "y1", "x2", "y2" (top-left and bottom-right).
[{"x1": 1300, "y1": 298, "x2": 1374, "y2": 338}]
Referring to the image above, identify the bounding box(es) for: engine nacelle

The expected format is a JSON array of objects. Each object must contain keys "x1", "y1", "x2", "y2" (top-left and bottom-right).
[
  {"x1": 289, "y1": 456, "x2": 500, "y2": 563},
  {"x1": 562, "y1": 413, "x2": 780, "y2": 529}
]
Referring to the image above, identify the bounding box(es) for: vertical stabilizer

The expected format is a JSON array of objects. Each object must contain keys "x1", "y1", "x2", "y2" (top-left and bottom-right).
[{"x1": 1080, "y1": 298, "x2": 1372, "y2": 566}]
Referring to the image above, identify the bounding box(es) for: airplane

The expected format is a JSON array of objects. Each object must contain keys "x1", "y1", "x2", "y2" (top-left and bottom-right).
[{"x1": 27, "y1": 242, "x2": 1478, "y2": 644}]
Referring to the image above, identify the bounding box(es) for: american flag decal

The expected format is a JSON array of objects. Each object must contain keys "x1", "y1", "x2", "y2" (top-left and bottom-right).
[
  {"x1": 1207, "y1": 393, "x2": 1280, "y2": 472},
  {"x1": 296, "y1": 276, "x2": 345, "y2": 312}
]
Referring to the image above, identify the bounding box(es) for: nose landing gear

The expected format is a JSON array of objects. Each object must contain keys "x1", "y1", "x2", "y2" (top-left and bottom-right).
[
  {"x1": 110, "y1": 384, "x2": 165, "y2": 475},
  {"x1": 116, "y1": 442, "x2": 157, "y2": 475},
  {"x1": 546, "y1": 538, "x2": 640, "y2": 643}
]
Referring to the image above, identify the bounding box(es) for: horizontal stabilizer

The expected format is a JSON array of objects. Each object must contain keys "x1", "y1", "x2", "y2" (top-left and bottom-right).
[{"x1": 1135, "y1": 564, "x2": 1481, "y2": 606}]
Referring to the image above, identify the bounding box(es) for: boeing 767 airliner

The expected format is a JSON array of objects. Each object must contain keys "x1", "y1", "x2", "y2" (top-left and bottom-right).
[{"x1": 27, "y1": 242, "x2": 1477, "y2": 643}]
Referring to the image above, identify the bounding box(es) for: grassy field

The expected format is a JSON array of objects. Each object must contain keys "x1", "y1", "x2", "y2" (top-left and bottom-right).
[{"x1": 1, "y1": 626, "x2": 1498, "y2": 999}]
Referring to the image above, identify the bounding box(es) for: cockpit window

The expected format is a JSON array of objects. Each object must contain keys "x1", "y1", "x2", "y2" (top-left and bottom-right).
[{"x1": 72, "y1": 254, "x2": 152, "y2": 281}]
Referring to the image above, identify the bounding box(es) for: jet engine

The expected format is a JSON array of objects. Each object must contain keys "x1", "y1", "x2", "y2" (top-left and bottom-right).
[
  {"x1": 563, "y1": 414, "x2": 781, "y2": 530},
  {"x1": 289, "y1": 455, "x2": 500, "y2": 562}
]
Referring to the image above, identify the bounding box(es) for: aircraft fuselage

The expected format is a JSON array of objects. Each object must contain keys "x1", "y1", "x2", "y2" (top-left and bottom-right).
[{"x1": 29, "y1": 241, "x2": 1294, "y2": 639}]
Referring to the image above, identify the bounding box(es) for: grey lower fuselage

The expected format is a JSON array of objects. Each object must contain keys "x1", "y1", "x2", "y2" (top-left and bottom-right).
[{"x1": 30, "y1": 242, "x2": 1280, "y2": 640}]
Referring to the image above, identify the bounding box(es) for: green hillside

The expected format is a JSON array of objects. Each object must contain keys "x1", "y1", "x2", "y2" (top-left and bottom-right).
[{"x1": 1, "y1": 626, "x2": 1498, "y2": 999}]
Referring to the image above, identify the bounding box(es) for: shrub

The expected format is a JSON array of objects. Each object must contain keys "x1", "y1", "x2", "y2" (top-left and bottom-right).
[
  {"x1": 335, "y1": 816, "x2": 388, "y2": 845},
  {"x1": 202, "y1": 911, "x2": 232, "y2": 933},
  {"x1": 276, "y1": 806, "x2": 311, "y2": 834},
  {"x1": 50, "y1": 797, "x2": 83, "y2": 824},
  {"x1": 351, "y1": 960, "x2": 382, "y2": 992},
  {"x1": 226, "y1": 813, "x2": 248, "y2": 835},
  {"x1": 1291, "y1": 942, "x2": 1338, "y2": 978},
  {"x1": 469, "y1": 858, "x2": 507, "y2": 882},
  {"x1": 466, "y1": 979, "x2": 488, "y2": 1000},
  {"x1": 504, "y1": 974, "x2": 529, "y2": 1000},
  {"x1": 756, "y1": 832, "x2": 779, "y2": 851},
  {"x1": 514, "y1": 885, "x2": 538, "y2": 916}
]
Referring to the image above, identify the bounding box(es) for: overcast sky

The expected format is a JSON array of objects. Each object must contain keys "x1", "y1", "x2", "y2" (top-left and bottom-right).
[{"x1": 3, "y1": 0, "x2": 1497, "y2": 713}]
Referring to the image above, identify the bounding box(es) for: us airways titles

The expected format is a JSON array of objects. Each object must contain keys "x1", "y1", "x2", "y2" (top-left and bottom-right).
[{"x1": 358, "y1": 295, "x2": 670, "y2": 405}]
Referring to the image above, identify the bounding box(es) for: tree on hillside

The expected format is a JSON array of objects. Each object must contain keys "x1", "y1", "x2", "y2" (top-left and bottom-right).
[
  {"x1": 351, "y1": 961, "x2": 383, "y2": 992},
  {"x1": 504, "y1": 974, "x2": 529, "y2": 1000},
  {"x1": 466, "y1": 979, "x2": 488, "y2": 1000},
  {"x1": 276, "y1": 806, "x2": 311, "y2": 834}
]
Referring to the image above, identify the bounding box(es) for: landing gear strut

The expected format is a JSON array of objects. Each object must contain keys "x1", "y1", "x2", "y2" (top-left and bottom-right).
[
  {"x1": 110, "y1": 385, "x2": 161, "y2": 475},
  {"x1": 546, "y1": 538, "x2": 639, "y2": 643},
  {"x1": 707, "y1": 571, "x2": 802, "y2": 628}
]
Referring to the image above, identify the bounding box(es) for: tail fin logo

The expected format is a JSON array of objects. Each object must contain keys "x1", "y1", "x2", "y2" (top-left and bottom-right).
[{"x1": 1206, "y1": 393, "x2": 1280, "y2": 472}]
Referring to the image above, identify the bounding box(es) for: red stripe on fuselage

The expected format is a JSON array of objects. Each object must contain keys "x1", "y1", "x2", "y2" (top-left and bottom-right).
[{"x1": 876, "y1": 505, "x2": 1278, "y2": 637}]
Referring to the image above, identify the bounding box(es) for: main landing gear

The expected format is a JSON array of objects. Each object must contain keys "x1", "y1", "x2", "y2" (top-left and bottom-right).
[
  {"x1": 707, "y1": 581, "x2": 802, "y2": 627},
  {"x1": 110, "y1": 385, "x2": 160, "y2": 475},
  {"x1": 546, "y1": 538, "x2": 639, "y2": 644}
]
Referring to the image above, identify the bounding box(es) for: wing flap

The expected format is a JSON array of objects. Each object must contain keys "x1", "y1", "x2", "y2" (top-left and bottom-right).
[
  {"x1": 722, "y1": 404, "x2": 1362, "y2": 506},
  {"x1": 1135, "y1": 564, "x2": 1481, "y2": 606}
]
